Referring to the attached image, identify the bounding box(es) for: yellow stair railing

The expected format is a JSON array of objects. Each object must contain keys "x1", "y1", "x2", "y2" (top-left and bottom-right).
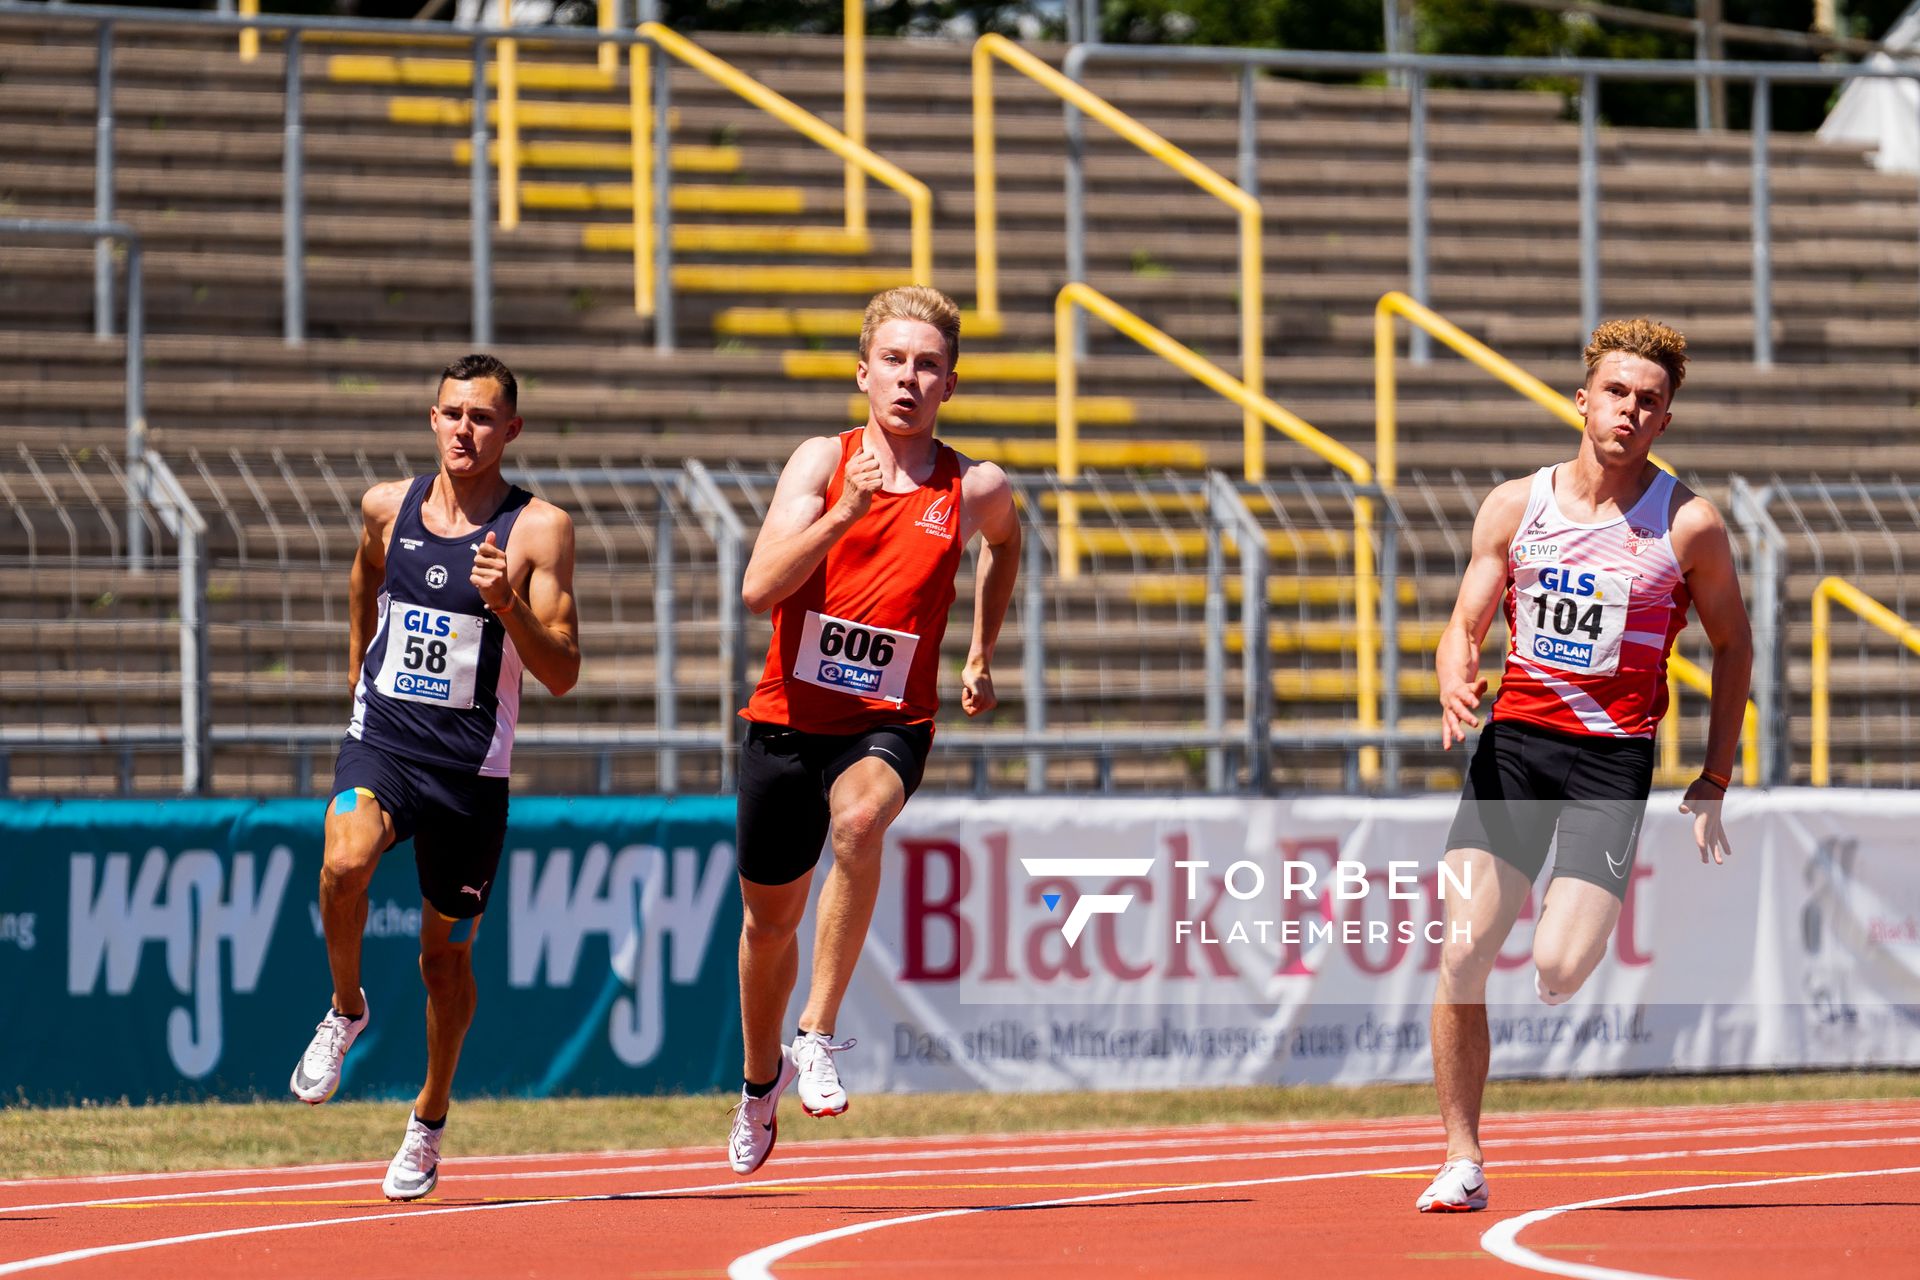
[
  {"x1": 1056, "y1": 282, "x2": 1380, "y2": 758},
  {"x1": 1374, "y1": 291, "x2": 1673, "y2": 486},
  {"x1": 629, "y1": 22, "x2": 930, "y2": 319},
  {"x1": 1661, "y1": 654, "x2": 1760, "y2": 787},
  {"x1": 976, "y1": 35, "x2": 1265, "y2": 478},
  {"x1": 1811, "y1": 576, "x2": 1920, "y2": 786}
]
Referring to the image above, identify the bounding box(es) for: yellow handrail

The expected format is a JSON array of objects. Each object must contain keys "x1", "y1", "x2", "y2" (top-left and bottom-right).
[
  {"x1": 631, "y1": 22, "x2": 932, "y2": 317},
  {"x1": 499, "y1": 0, "x2": 520, "y2": 230},
  {"x1": 239, "y1": 0, "x2": 259, "y2": 62},
  {"x1": 1056, "y1": 283, "x2": 1378, "y2": 756},
  {"x1": 843, "y1": 0, "x2": 866, "y2": 237},
  {"x1": 1374, "y1": 290, "x2": 1674, "y2": 485},
  {"x1": 1661, "y1": 652, "x2": 1760, "y2": 787},
  {"x1": 976, "y1": 35, "x2": 1266, "y2": 479},
  {"x1": 596, "y1": 0, "x2": 619, "y2": 77},
  {"x1": 627, "y1": 34, "x2": 651, "y2": 316},
  {"x1": 1811, "y1": 575, "x2": 1920, "y2": 786}
]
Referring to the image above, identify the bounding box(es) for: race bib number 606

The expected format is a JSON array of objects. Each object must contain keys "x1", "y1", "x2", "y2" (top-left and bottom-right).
[{"x1": 795, "y1": 610, "x2": 919, "y2": 704}]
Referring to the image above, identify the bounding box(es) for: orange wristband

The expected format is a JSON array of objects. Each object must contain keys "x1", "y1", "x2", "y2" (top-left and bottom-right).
[{"x1": 1698, "y1": 768, "x2": 1731, "y2": 792}]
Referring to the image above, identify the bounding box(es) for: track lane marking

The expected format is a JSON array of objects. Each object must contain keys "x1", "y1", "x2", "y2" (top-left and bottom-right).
[
  {"x1": 8, "y1": 1118, "x2": 1920, "y2": 1216},
  {"x1": 7, "y1": 1124, "x2": 1920, "y2": 1274},
  {"x1": 1479, "y1": 1163, "x2": 1920, "y2": 1280}
]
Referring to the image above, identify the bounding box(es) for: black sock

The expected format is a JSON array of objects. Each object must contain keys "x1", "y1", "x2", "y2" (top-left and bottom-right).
[
  {"x1": 797, "y1": 1026, "x2": 823, "y2": 1041},
  {"x1": 416, "y1": 1111, "x2": 447, "y2": 1131},
  {"x1": 743, "y1": 1076, "x2": 777, "y2": 1099}
]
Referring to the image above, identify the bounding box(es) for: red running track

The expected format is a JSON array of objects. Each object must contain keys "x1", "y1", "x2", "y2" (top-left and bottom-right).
[{"x1": 1, "y1": 1099, "x2": 1915, "y2": 1278}]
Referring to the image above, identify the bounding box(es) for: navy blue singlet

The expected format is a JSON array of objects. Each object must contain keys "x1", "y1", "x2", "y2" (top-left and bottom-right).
[{"x1": 347, "y1": 475, "x2": 534, "y2": 776}]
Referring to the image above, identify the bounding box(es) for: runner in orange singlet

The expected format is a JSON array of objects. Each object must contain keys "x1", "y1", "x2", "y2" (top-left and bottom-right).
[
  {"x1": 725, "y1": 287, "x2": 1020, "y2": 1175},
  {"x1": 1416, "y1": 319, "x2": 1752, "y2": 1213}
]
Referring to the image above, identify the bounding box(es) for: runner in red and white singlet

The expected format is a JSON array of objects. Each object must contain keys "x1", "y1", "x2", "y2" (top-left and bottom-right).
[
  {"x1": 1417, "y1": 319, "x2": 1752, "y2": 1216},
  {"x1": 726, "y1": 287, "x2": 1021, "y2": 1177},
  {"x1": 1494, "y1": 463, "x2": 1690, "y2": 739}
]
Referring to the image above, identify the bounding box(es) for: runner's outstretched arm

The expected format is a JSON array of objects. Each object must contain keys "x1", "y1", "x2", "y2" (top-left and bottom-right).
[
  {"x1": 1437, "y1": 479, "x2": 1530, "y2": 750},
  {"x1": 960, "y1": 461, "x2": 1019, "y2": 717},
  {"x1": 742, "y1": 437, "x2": 871, "y2": 614},
  {"x1": 347, "y1": 482, "x2": 407, "y2": 692},
  {"x1": 471, "y1": 503, "x2": 581, "y2": 697},
  {"x1": 1673, "y1": 496, "x2": 1752, "y2": 863}
]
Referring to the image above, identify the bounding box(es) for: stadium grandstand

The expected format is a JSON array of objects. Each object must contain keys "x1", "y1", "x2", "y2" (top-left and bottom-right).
[{"x1": 2, "y1": 1, "x2": 1918, "y2": 1277}]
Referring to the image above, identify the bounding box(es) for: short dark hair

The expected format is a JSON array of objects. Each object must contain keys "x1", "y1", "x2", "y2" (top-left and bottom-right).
[{"x1": 437, "y1": 353, "x2": 518, "y2": 412}]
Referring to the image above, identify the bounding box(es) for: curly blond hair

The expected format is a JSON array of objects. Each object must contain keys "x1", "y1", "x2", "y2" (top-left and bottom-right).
[
  {"x1": 1583, "y1": 317, "x2": 1687, "y2": 396},
  {"x1": 859, "y1": 285, "x2": 961, "y2": 368}
]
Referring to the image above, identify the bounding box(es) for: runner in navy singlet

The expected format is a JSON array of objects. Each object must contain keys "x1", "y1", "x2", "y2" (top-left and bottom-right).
[{"x1": 289, "y1": 354, "x2": 581, "y2": 1202}]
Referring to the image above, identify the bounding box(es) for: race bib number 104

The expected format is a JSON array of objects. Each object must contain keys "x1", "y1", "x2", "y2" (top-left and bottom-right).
[
  {"x1": 1515, "y1": 565, "x2": 1631, "y2": 677},
  {"x1": 377, "y1": 602, "x2": 484, "y2": 709},
  {"x1": 795, "y1": 610, "x2": 919, "y2": 704}
]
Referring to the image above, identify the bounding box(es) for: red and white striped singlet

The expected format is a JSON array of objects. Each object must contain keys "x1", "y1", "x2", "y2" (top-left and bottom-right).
[{"x1": 1491, "y1": 464, "x2": 1691, "y2": 739}]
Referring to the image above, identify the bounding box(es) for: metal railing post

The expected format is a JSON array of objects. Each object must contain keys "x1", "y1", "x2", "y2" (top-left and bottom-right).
[
  {"x1": 470, "y1": 34, "x2": 494, "y2": 345},
  {"x1": 652, "y1": 32, "x2": 675, "y2": 352},
  {"x1": 1211, "y1": 474, "x2": 1269, "y2": 792},
  {"x1": 1728, "y1": 477, "x2": 1788, "y2": 785},
  {"x1": 1751, "y1": 74, "x2": 1772, "y2": 367},
  {"x1": 498, "y1": 0, "x2": 520, "y2": 231},
  {"x1": 1204, "y1": 474, "x2": 1227, "y2": 792},
  {"x1": 1237, "y1": 64, "x2": 1259, "y2": 202},
  {"x1": 682, "y1": 461, "x2": 744, "y2": 788},
  {"x1": 283, "y1": 29, "x2": 306, "y2": 346},
  {"x1": 126, "y1": 230, "x2": 145, "y2": 571},
  {"x1": 176, "y1": 479, "x2": 209, "y2": 795},
  {"x1": 94, "y1": 22, "x2": 114, "y2": 340},
  {"x1": 1407, "y1": 70, "x2": 1430, "y2": 365},
  {"x1": 1064, "y1": 85, "x2": 1087, "y2": 362},
  {"x1": 655, "y1": 500, "x2": 677, "y2": 793},
  {"x1": 1378, "y1": 500, "x2": 1401, "y2": 791},
  {"x1": 1020, "y1": 490, "x2": 1047, "y2": 792},
  {"x1": 1579, "y1": 72, "x2": 1600, "y2": 342}
]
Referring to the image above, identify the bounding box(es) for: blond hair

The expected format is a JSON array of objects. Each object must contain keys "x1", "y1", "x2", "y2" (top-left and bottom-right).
[
  {"x1": 858, "y1": 286, "x2": 961, "y2": 368},
  {"x1": 1583, "y1": 317, "x2": 1687, "y2": 397}
]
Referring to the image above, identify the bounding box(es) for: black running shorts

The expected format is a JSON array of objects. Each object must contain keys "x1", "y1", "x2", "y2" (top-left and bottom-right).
[
  {"x1": 1443, "y1": 717, "x2": 1656, "y2": 900},
  {"x1": 735, "y1": 719, "x2": 933, "y2": 887},
  {"x1": 330, "y1": 736, "x2": 510, "y2": 920}
]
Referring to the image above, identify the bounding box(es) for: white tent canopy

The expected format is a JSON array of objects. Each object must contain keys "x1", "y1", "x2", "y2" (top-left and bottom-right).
[{"x1": 1820, "y1": 0, "x2": 1920, "y2": 172}]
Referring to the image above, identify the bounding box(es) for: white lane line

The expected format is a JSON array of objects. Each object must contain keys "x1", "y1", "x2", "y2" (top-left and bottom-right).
[
  {"x1": 6, "y1": 1130, "x2": 1918, "y2": 1277},
  {"x1": 725, "y1": 1138, "x2": 1920, "y2": 1280},
  {"x1": 1479, "y1": 1163, "x2": 1920, "y2": 1280},
  {"x1": 10, "y1": 1116, "x2": 1920, "y2": 1217},
  {"x1": 726, "y1": 1162, "x2": 1434, "y2": 1280},
  {"x1": 17, "y1": 1114, "x2": 1920, "y2": 1217},
  {"x1": 7, "y1": 1105, "x2": 1904, "y2": 1212}
]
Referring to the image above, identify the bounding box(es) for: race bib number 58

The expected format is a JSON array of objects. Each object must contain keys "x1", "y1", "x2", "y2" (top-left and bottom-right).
[
  {"x1": 1515, "y1": 565, "x2": 1631, "y2": 677},
  {"x1": 377, "y1": 602, "x2": 484, "y2": 709},
  {"x1": 795, "y1": 610, "x2": 919, "y2": 704}
]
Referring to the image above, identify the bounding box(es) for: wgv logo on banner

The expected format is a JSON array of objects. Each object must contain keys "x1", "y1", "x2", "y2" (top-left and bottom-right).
[
  {"x1": 506, "y1": 841, "x2": 731, "y2": 1067},
  {"x1": 67, "y1": 846, "x2": 294, "y2": 1079}
]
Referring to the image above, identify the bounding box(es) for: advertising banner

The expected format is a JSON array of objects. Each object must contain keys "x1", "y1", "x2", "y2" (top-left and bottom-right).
[
  {"x1": 0, "y1": 797, "x2": 741, "y2": 1103},
  {"x1": 826, "y1": 792, "x2": 1920, "y2": 1093},
  {"x1": 3, "y1": 792, "x2": 1916, "y2": 1103}
]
